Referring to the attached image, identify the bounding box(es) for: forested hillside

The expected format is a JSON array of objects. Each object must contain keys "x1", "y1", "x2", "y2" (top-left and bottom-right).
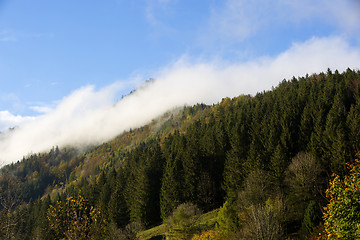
[{"x1": 1, "y1": 69, "x2": 360, "y2": 239}]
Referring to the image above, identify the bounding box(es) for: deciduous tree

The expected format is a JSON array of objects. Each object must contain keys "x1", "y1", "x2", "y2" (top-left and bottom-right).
[{"x1": 323, "y1": 158, "x2": 360, "y2": 239}]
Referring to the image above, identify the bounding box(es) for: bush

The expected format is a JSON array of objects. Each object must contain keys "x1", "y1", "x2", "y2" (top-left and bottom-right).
[
  {"x1": 108, "y1": 221, "x2": 144, "y2": 240},
  {"x1": 238, "y1": 169, "x2": 273, "y2": 207},
  {"x1": 241, "y1": 198, "x2": 284, "y2": 240},
  {"x1": 47, "y1": 194, "x2": 106, "y2": 240},
  {"x1": 165, "y1": 203, "x2": 202, "y2": 240},
  {"x1": 285, "y1": 152, "x2": 324, "y2": 203},
  {"x1": 216, "y1": 201, "x2": 239, "y2": 232},
  {"x1": 191, "y1": 230, "x2": 227, "y2": 240}
]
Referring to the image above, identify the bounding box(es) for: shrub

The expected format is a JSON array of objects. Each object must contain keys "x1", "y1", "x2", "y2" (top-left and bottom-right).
[
  {"x1": 216, "y1": 201, "x2": 239, "y2": 232},
  {"x1": 241, "y1": 198, "x2": 284, "y2": 240},
  {"x1": 165, "y1": 203, "x2": 202, "y2": 240},
  {"x1": 192, "y1": 230, "x2": 227, "y2": 240}
]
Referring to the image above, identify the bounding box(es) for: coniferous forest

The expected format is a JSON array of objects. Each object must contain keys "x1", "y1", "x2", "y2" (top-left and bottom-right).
[{"x1": 1, "y1": 69, "x2": 360, "y2": 239}]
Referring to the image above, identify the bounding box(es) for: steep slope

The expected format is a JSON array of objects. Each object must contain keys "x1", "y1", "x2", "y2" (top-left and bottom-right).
[{"x1": 1, "y1": 69, "x2": 360, "y2": 239}]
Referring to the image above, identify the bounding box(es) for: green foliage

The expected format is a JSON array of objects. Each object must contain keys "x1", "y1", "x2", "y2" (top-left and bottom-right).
[
  {"x1": 286, "y1": 152, "x2": 324, "y2": 202},
  {"x1": 347, "y1": 97, "x2": 360, "y2": 154},
  {"x1": 165, "y1": 203, "x2": 202, "y2": 240},
  {"x1": 269, "y1": 144, "x2": 288, "y2": 186},
  {"x1": 285, "y1": 151, "x2": 325, "y2": 228},
  {"x1": 216, "y1": 201, "x2": 239, "y2": 233},
  {"x1": 123, "y1": 141, "x2": 164, "y2": 226},
  {"x1": 191, "y1": 229, "x2": 228, "y2": 240},
  {"x1": 223, "y1": 148, "x2": 246, "y2": 200},
  {"x1": 0, "y1": 147, "x2": 77, "y2": 203},
  {"x1": 301, "y1": 200, "x2": 322, "y2": 237},
  {"x1": 108, "y1": 172, "x2": 129, "y2": 228},
  {"x1": 108, "y1": 221, "x2": 144, "y2": 240},
  {"x1": 238, "y1": 169, "x2": 274, "y2": 207},
  {"x1": 1, "y1": 69, "x2": 360, "y2": 239},
  {"x1": 160, "y1": 132, "x2": 186, "y2": 220},
  {"x1": 323, "y1": 158, "x2": 360, "y2": 239}
]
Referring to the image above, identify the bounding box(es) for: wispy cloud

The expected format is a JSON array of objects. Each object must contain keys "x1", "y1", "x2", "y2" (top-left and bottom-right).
[
  {"x1": 283, "y1": 0, "x2": 360, "y2": 33},
  {"x1": 0, "y1": 30, "x2": 16, "y2": 42},
  {"x1": 145, "y1": 0, "x2": 174, "y2": 25},
  {"x1": 206, "y1": 0, "x2": 262, "y2": 42},
  {"x1": 0, "y1": 36, "x2": 16, "y2": 42},
  {"x1": 25, "y1": 32, "x2": 54, "y2": 39},
  {"x1": 29, "y1": 106, "x2": 53, "y2": 114},
  {"x1": 0, "y1": 36, "x2": 359, "y2": 164},
  {"x1": 144, "y1": 0, "x2": 177, "y2": 37},
  {"x1": 0, "y1": 93, "x2": 26, "y2": 114},
  {"x1": 0, "y1": 30, "x2": 54, "y2": 43},
  {"x1": 201, "y1": 0, "x2": 360, "y2": 49}
]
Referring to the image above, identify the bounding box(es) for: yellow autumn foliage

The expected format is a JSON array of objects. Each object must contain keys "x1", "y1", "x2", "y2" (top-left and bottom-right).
[{"x1": 191, "y1": 230, "x2": 227, "y2": 240}]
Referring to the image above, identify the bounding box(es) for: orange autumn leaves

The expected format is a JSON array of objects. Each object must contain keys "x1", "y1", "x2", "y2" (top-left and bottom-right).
[{"x1": 323, "y1": 158, "x2": 360, "y2": 239}]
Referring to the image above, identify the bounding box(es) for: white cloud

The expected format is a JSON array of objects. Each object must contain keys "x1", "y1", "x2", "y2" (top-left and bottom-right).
[
  {"x1": 29, "y1": 105, "x2": 53, "y2": 114},
  {"x1": 206, "y1": 0, "x2": 264, "y2": 42},
  {"x1": 0, "y1": 111, "x2": 34, "y2": 131},
  {"x1": 283, "y1": 0, "x2": 360, "y2": 32},
  {"x1": 0, "y1": 36, "x2": 359, "y2": 164},
  {"x1": 203, "y1": 0, "x2": 360, "y2": 47}
]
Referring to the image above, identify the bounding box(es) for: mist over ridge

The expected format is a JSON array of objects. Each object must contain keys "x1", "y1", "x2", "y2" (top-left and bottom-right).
[{"x1": 1, "y1": 36, "x2": 360, "y2": 164}]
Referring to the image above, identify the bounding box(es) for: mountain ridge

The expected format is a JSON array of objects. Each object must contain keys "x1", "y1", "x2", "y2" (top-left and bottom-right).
[{"x1": 1, "y1": 68, "x2": 360, "y2": 239}]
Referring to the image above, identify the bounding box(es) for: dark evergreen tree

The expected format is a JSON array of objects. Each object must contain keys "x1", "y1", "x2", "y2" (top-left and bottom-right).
[
  {"x1": 160, "y1": 132, "x2": 185, "y2": 220},
  {"x1": 269, "y1": 143, "x2": 288, "y2": 186},
  {"x1": 301, "y1": 200, "x2": 322, "y2": 237},
  {"x1": 347, "y1": 98, "x2": 360, "y2": 154},
  {"x1": 109, "y1": 170, "x2": 129, "y2": 228}
]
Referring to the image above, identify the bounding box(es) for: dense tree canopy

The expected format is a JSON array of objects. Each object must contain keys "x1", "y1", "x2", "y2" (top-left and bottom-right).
[{"x1": 0, "y1": 69, "x2": 360, "y2": 239}]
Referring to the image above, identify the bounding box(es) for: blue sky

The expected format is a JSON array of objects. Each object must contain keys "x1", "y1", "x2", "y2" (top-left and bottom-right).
[
  {"x1": 1, "y1": 0, "x2": 358, "y2": 117},
  {"x1": 0, "y1": 0, "x2": 219, "y2": 115},
  {"x1": 1, "y1": 0, "x2": 360, "y2": 163}
]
